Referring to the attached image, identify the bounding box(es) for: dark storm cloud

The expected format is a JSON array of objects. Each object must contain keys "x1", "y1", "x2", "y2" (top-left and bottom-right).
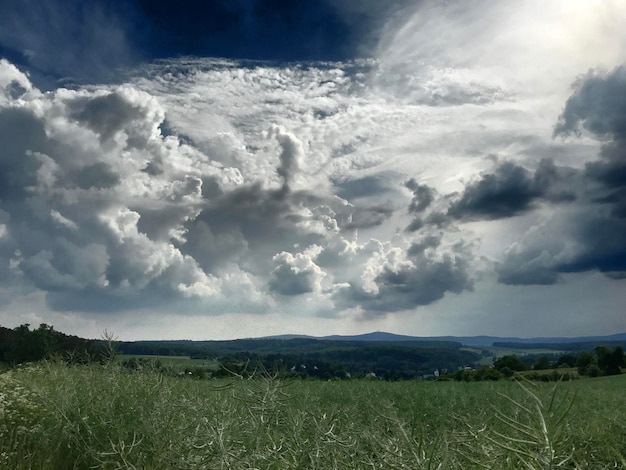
[
  {"x1": 448, "y1": 159, "x2": 574, "y2": 221},
  {"x1": 555, "y1": 64, "x2": 626, "y2": 219},
  {"x1": 586, "y1": 142, "x2": 626, "y2": 190},
  {"x1": 497, "y1": 210, "x2": 626, "y2": 285},
  {"x1": 403, "y1": 179, "x2": 451, "y2": 233},
  {"x1": 554, "y1": 65, "x2": 626, "y2": 139},
  {"x1": 497, "y1": 245, "x2": 562, "y2": 286},
  {"x1": 557, "y1": 216, "x2": 626, "y2": 274},
  {"x1": 405, "y1": 211, "x2": 450, "y2": 233},
  {"x1": 499, "y1": 65, "x2": 626, "y2": 285},
  {"x1": 564, "y1": 66, "x2": 626, "y2": 230},
  {"x1": 406, "y1": 178, "x2": 434, "y2": 213},
  {"x1": 407, "y1": 235, "x2": 441, "y2": 256},
  {"x1": 448, "y1": 161, "x2": 541, "y2": 220}
]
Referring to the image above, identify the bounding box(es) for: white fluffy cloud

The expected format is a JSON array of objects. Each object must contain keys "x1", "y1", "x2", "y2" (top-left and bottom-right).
[
  {"x1": 269, "y1": 246, "x2": 326, "y2": 296},
  {"x1": 0, "y1": 60, "x2": 242, "y2": 312},
  {"x1": 0, "y1": 56, "x2": 485, "y2": 320}
]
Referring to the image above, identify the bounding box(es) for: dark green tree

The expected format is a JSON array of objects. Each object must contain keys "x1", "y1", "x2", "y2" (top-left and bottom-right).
[
  {"x1": 533, "y1": 356, "x2": 552, "y2": 370},
  {"x1": 34, "y1": 323, "x2": 60, "y2": 357},
  {"x1": 6, "y1": 324, "x2": 39, "y2": 363},
  {"x1": 555, "y1": 354, "x2": 577, "y2": 368},
  {"x1": 595, "y1": 346, "x2": 625, "y2": 376},
  {"x1": 576, "y1": 351, "x2": 597, "y2": 376},
  {"x1": 493, "y1": 355, "x2": 528, "y2": 372}
]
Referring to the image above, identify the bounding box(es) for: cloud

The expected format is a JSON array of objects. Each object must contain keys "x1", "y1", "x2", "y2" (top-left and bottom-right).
[
  {"x1": 268, "y1": 246, "x2": 326, "y2": 296},
  {"x1": 406, "y1": 178, "x2": 434, "y2": 213},
  {"x1": 268, "y1": 125, "x2": 304, "y2": 191},
  {"x1": 497, "y1": 208, "x2": 626, "y2": 285},
  {"x1": 332, "y1": 236, "x2": 474, "y2": 315},
  {"x1": 2, "y1": 0, "x2": 626, "y2": 342},
  {"x1": 555, "y1": 65, "x2": 626, "y2": 196},
  {"x1": 498, "y1": 64, "x2": 626, "y2": 284},
  {"x1": 556, "y1": 64, "x2": 626, "y2": 274},
  {"x1": 448, "y1": 159, "x2": 575, "y2": 221},
  {"x1": 0, "y1": 0, "x2": 412, "y2": 88},
  {"x1": 374, "y1": 0, "x2": 626, "y2": 106},
  {"x1": 0, "y1": 108, "x2": 47, "y2": 201},
  {"x1": 554, "y1": 65, "x2": 626, "y2": 139},
  {"x1": 345, "y1": 203, "x2": 395, "y2": 230},
  {"x1": 69, "y1": 92, "x2": 145, "y2": 143},
  {"x1": 0, "y1": 61, "x2": 241, "y2": 311},
  {"x1": 335, "y1": 173, "x2": 399, "y2": 200}
]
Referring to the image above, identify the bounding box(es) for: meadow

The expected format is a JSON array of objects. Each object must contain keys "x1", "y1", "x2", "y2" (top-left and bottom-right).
[
  {"x1": 117, "y1": 355, "x2": 221, "y2": 373},
  {"x1": 1, "y1": 361, "x2": 625, "y2": 469}
]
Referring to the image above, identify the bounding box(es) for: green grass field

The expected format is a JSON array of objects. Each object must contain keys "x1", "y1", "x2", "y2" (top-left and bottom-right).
[
  {"x1": 116, "y1": 354, "x2": 220, "y2": 372},
  {"x1": 1, "y1": 361, "x2": 624, "y2": 469}
]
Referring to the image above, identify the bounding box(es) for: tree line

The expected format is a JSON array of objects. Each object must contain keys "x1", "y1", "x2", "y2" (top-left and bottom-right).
[
  {"x1": 451, "y1": 347, "x2": 625, "y2": 382},
  {"x1": 0, "y1": 323, "x2": 99, "y2": 365},
  {"x1": 1, "y1": 323, "x2": 624, "y2": 381}
]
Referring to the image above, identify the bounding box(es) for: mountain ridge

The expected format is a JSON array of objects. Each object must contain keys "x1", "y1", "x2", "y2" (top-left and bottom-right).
[{"x1": 261, "y1": 331, "x2": 626, "y2": 347}]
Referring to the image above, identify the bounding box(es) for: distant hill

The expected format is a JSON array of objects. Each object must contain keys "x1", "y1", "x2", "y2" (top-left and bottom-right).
[
  {"x1": 3, "y1": 323, "x2": 625, "y2": 380},
  {"x1": 320, "y1": 332, "x2": 428, "y2": 342},
  {"x1": 263, "y1": 331, "x2": 626, "y2": 348}
]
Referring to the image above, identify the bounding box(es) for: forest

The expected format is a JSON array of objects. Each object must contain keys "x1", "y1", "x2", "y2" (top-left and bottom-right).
[{"x1": 1, "y1": 323, "x2": 624, "y2": 381}]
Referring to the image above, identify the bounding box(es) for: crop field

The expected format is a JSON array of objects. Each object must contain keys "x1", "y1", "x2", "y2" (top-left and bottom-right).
[
  {"x1": 116, "y1": 354, "x2": 220, "y2": 372},
  {"x1": 1, "y1": 361, "x2": 625, "y2": 469},
  {"x1": 463, "y1": 346, "x2": 570, "y2": 367}
]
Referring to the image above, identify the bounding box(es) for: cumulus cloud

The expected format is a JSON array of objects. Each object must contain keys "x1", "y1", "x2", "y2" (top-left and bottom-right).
[
  {"x1": 406, "y1": 178, "x2": 434, "y2": 213},
  {"x1": 448, "y1": 159, "x2": 575, "y2": 221},
  {"x1": 269, "y1": 246, "x2": 326, "y2": 296},
  {"x1": 554, "y1": 65, "x2": 626, "y2": 139},
  {"x1": 1, "y1": 60, "x2": 412, "y2": 317},
  {"x1": 1, "y1": 0, "x2": 414, "y2": 90},
  {"x1": 401, "y1": 178, "x2": 456, "y2": 234},
  {"x1": 332, "y1": 235, "x2": 473, "y2": 315},
  {"x1": 498, "y1": 65, "x2": 626, "y2": 284},
  {"x1": 556, "y1": 65, "x2": 626, "y2": 201},
  {"x1": 497, "y1": 208, "x2": 626, "y2": 285},
  {"x1": 268, "y1": 125, "x2": 305, "y2": 192},
  {"x1": 0, "y1": 60, "x2": 238, "y2": 311},
  {"x1": 2, "y1": 0, "x2": 626, "y2": 341}
]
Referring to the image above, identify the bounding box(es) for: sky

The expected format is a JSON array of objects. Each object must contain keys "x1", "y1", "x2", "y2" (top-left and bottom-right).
[{"x1": 0, "y1": 0, "x2": 625, "y2": 340}]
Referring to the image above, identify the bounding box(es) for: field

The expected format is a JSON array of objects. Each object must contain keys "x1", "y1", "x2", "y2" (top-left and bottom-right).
[
  {"x1": 1, "y1": 362, "x2": 625, "y2": 469},
  {"x1": 463, "y1": 346, "x2": 569, "y2": 367},
  {"x1": 116, "y1": 354, "x2": 220, "y2": 372}
]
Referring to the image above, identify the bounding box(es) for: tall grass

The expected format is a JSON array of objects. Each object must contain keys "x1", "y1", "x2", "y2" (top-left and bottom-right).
[{"x1": 1, "y1": 362, "x2": 624, "y2": 468}]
